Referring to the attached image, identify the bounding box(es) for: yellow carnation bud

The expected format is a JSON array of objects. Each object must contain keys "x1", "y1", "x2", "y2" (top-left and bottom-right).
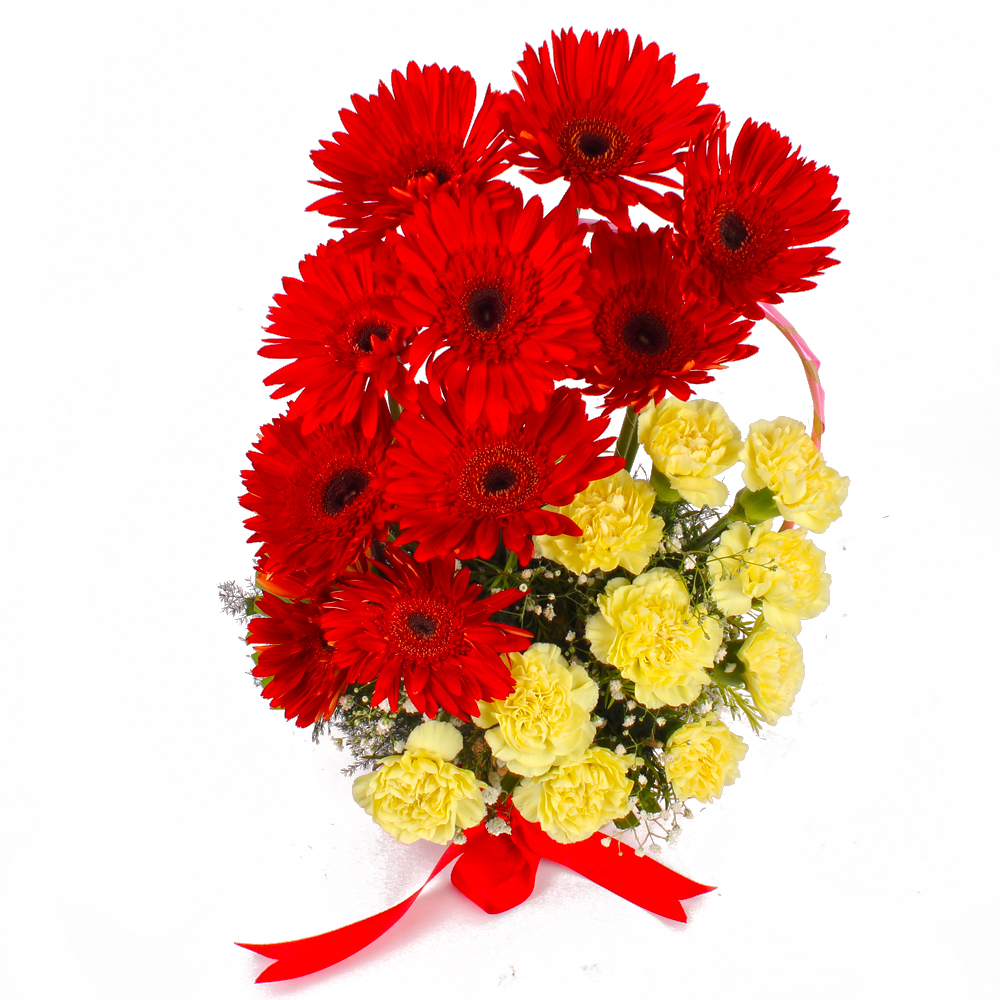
[
  {"x1": 535, "y1": 470, "x2": 664, "y2": 575},
  {"x1": 476, "y1": 643, "x2": 598, "y2": 777},
  {"x1": 637, "y1": 397, "x2": 742, "y2": 508},
  {"x1": 352, "y1": 722, "x2": 486, "y2": 844},
  {"x1": 666, "y1": 718, "x2": 747, "y2": 803},
  {"x1": 513, "y1": 746, "x2": 634, "y2": 843},
  {"x1": 585, "y1": 567, "x2": 722, "y2": 708},
  {"x1": 737, "y1": 621, "x2": 805, "y2": 725},
  {"x1": 740, "y1": 417, "x2": 849, "y2": 533},
  {"x1": 709, "y1": 522, "x2": 830, "y2": 635}
]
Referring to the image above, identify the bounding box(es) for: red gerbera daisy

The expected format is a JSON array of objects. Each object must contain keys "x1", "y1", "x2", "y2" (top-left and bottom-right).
[
  {"x1": 382, "y1": 186, "x2": 593, "y2": 434},
  {"x1": 499, "y1": 29, "x2": 719, "y2": 230},
  {"x1": 666, "y1": 119, "x2": 850, "y2": 320},
  {"x1": 248, "y1": 593, "x2": 348, "y2": 728},
  {"x1": 322, "y1": 548, "x2": 532, "y2": 719},
  {"x1": 308, "y1": 62, "x2": 510, "y2": 245},
  {"x1": 579, "y1": 223, "x2": 757, "y2": 412},
  {"x1": 259, "y1": 240, "x2": 413, "y2": 438},
  {"x1": 385, "y1": 386, "x2": 621, "y2": 565},
  {"x1": 240, "y1": 411, "x2": 391, "y2": 587}
]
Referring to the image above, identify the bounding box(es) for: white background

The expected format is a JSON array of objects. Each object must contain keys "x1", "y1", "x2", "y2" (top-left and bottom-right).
[{"x1": 3, "y1": 1, "x2": 997, "y2": 997}]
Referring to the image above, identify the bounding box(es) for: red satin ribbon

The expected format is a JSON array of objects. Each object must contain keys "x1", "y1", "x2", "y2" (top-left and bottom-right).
[{"x1": 237, "y1": 809, "x2": 713, "y2": 983}]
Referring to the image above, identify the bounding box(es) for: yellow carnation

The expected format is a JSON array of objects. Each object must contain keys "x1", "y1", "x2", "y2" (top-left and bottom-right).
[
  {"x1": 666, "y1": 718, "x2": 747, "y2": 802},
  {"x1": 740, "y1": 417, "x2": 849, "y2": 532},
  {"x1": 512, "y1": 746, "x2": 633, "y2": 843},
  {"x1": 476, "y1": 643, "x2": 598, "y2": 777},
  {"x1": 737, "y1": 621, "x2": 804, "y2": 725},
  {"x1": 535, "y1": 470, "x2": 664, "y2": 575},
  {"x1": 637, "y1": 397, "x2": 742, "y2": 507},
  {"x1": 585, "y1": 567, "x2": 722, "y2": 709},
  {"x1": 352, "y1": 721, "x2": 486, "y2": 844},
  {"x1": 709, "y1": 522, "x2": 830, "y2": 635}
]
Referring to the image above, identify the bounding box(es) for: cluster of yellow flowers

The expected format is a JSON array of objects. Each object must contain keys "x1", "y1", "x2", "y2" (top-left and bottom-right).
[{"x1": 350, "y1": 396, "x2": 847, "y2": 847}]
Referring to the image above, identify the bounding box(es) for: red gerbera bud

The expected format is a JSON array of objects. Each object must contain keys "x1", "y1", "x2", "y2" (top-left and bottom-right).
[
  {"x1": 667, "y1": 119, "x2": 850, "y2": 319},
  {"x1": 308, "y1": 62, "x2": 511, "y2": 245},
  {"x1": 240, "y1": 411, "x2": 392, "y2": 588},
  {"x1": 579, "y1": 223, "x2": 757, "y2": 412},
  {"x1": 322, "y1": 548, "x2": 532, "y2": 719},
  {"x1": 385, "y1": 386, "x2": 622, "y2": 565},
  {"x1": 249, "y1": 593, "x2": 349, "y2": 728},
  {"x1": 499, "y1": 29, "x2": 720, "y2": 230},
  {"x1": 259, "y1": 240, "x2": 413, "y2": 439},
  {"x1": 383, "y1": 186, "x2": 594, "y2": 434}
]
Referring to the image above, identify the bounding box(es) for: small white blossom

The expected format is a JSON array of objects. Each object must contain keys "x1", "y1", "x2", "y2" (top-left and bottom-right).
[
  {"x1": 637, "y1": 774, "x2": 648, "y2": 785},
  {"x1": 615, "y1": 744, "x2": 627, "y2": 755},
  {"x1": 486, "y1": 817, "x2": 512, "y2": 837},
  {"x1": 593, "y1": 716, "x2": 606, "y2": 728},
  {"x1": 520, "y1": 569, "x2": 532, "y2": 580},
  {"x1": 682, "y1": 554, "x2": 697, "y2": 571},
  {"x1": 715, "y1": 644, "x2": 728, "y2": 663},
  {"x1": 392, "y1": 740, "x2": 405, "y2": 753},
  {"x1": 375, "y1": 718, "x2": 391, "y2": 735},
  {"x1": 453, "y1": 831, "x2": 468, "y2": 845},
  {"x1": 401, "y1": 697, "x2": 419, "y2": 714},
  {"x1": 601, "y1": 837, "x2": 612, "y2": 847},
  {"x1": 532, "y1": 605, "x2": 542, "y2": 615},
  {"x1": 623, "y1": 715, "x2": 635, "y2": 728},
  {"x1": 626, "y1": 699, "x2": 636, "y2": 710},
  {"x1": 543, "y1": 570, "x2": 554, "y2": 579},
  {"x1": 577, "y1": 573, "x2": 589, "y2": 585},
  {"x1": 481, "y1": 785, "x2": 501, "y2": 805},
  {"x1": 518, "y1": 582, "x2": 529, "y2": 592},
  {"x1": 565, "y1": 631, "x2": 576, "y2": 642},
  {"x1": 655, "y1": 716, "x2": 666, "y2": 726},
  {"x1": 609, "y1": 679, "x2": 624, "y2": 700},
  {"x1": 543, "y1": 604, "x2": 556, "y2": 621}
]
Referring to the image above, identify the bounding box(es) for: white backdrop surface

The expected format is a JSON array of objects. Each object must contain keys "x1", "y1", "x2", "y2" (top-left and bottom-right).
[{"x1": 2, "y1": 1, "x2": 997, "y2": 997}]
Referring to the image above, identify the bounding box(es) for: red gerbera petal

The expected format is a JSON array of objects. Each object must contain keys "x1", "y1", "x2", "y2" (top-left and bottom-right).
[
  {"x1": 385, "y1": 386, "x2": 622, "y2": 565},
  {"x1": 259, "y1": 240, "x2": 413, "y2": 438},
  {"x1": 381, "y1": 185, "x2": 594, "y2": 434},
  {"x1": 578, "y1": 223, "x2": 758, "y2": 412},
  {"x1": 666, "y1": 119, "x2": 850, "y2": 319},
  {"x1": 321, "y1": 548, "x2": 532, "y2": 720},
  {"x1": 499, "y1": 29, "x2": 720, "y2": 230},
  {"x1": 249, "y1": 593, "x2": 349, "y2": 728},
  {"x1": 308, "y1": 62, "x2": 511, "y2": 245},
  {"x1": 240, "y1": 411, "x2": 392, "y2": 587}
]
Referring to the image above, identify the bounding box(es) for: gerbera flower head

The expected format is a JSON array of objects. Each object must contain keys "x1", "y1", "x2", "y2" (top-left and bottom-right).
[
  {"x1": 322, "y1": 548, "x2": 533, "y2": 719},
  {"x1": 248, "y1": 592, "x2": 348, "y2": 728},
  {"x1": 667, "y1": 119, "x2": 850, "y2": 319},
  {"x1": 383, "y1": 185, "x2": 593, "y2": 434},
  {"x1": 499, "y1": 29, "x2": 720, "y2": 230},
  {"x1": 308, "y1": 62, "x2": 510, "y2": 245},
  {"x1": 385, "y1": 386, "x2": 622, "y2": 565},
  {"x1": 240, "y1": 410, "x2": 392, "y2": 588},
  {"x1": 579, "y1": 223, "x2": 757, "y2": 412},
  {"x1": 259, "y1": 239, "x2": 413, "y2": 438}
]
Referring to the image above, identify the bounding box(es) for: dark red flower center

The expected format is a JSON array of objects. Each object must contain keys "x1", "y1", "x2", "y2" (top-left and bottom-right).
[
  {"x1": 558, "y1": 118, "x2": 631, "y2": 175},
  {"x1": 622, "y1": 312, "x2": 670, "y2": 356},
  {"x1": 718, "y1": 211, "x2": 749, "y2": 251},
  {"x1": 410, "y1": 164, "x2": 451, "y2": 186},
  {"x1": 406, "y1": 612, "x2": 437, "y2": 638},
  {"x1": 466, "y1": 286, "x2": 507, "y2": 335},
  {"x1": 323, "y1": 468, "x2": 370, "y2": 515},
  {"x1": 481, "y1": 464, "x2": 518, "y2": 495},
  {"x1": 353, "y1": 323, "x2": 390, "y2": 354},
  {"x1": 459, "y1": 441, "x2": 544, "y2": 516}
]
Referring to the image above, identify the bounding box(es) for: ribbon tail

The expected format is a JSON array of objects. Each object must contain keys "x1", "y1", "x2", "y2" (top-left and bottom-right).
[
  {"x1": 513, "y1": 812, "x2": 713, "y2": 924},
  {"x1": 236, "y1": 842, "x2": 464, "y2": 983},
  {"x1": 759, "y1": 301, "x2": 826, "y2": 448}
]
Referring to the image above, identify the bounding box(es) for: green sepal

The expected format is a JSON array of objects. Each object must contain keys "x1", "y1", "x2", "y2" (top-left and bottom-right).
[
  {"x1": 500, "y1": 772, "x2": 520, "y2": 793},
  {"x1": 708, "y1": 660, "x2": 747, "y2": 688},
  {"x1": 649, "y1": 467, "x2": 682, "y2": 503},
  {"x1": 734, "y1": 487, "x2": 780, "y2": 524}
]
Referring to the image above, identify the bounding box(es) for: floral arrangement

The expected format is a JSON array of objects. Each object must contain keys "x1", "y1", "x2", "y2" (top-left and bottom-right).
[{"x1": 224, "y1": 28, "x2": 849, "y2": 983}]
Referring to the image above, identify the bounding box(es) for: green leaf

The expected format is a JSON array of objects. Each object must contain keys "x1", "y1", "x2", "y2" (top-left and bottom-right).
[
  {"x1": 613, "y1": 812, "x2": 640, "y2": 830},
  {"x1": 500, "y1": 772, "x2": 520, "y2": 793}
]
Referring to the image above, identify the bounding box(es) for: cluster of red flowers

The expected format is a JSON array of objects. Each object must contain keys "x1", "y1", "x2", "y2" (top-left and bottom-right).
[{"x1": 241, "y1": 28, "x2": 848, "y2": 730}]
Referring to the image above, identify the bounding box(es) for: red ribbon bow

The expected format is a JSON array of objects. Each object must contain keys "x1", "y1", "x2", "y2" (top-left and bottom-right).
[{"x1": 237, "y1": 808, "x2": 713, "y2": 983}]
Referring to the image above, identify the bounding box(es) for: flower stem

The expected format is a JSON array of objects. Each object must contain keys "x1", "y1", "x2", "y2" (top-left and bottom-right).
[
  {"x1": 615, "y1": 407, "x2": 640, "y2": 473},
  {"x1": 684, "y1": 511, "x2": 736, "y2": 552}
]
